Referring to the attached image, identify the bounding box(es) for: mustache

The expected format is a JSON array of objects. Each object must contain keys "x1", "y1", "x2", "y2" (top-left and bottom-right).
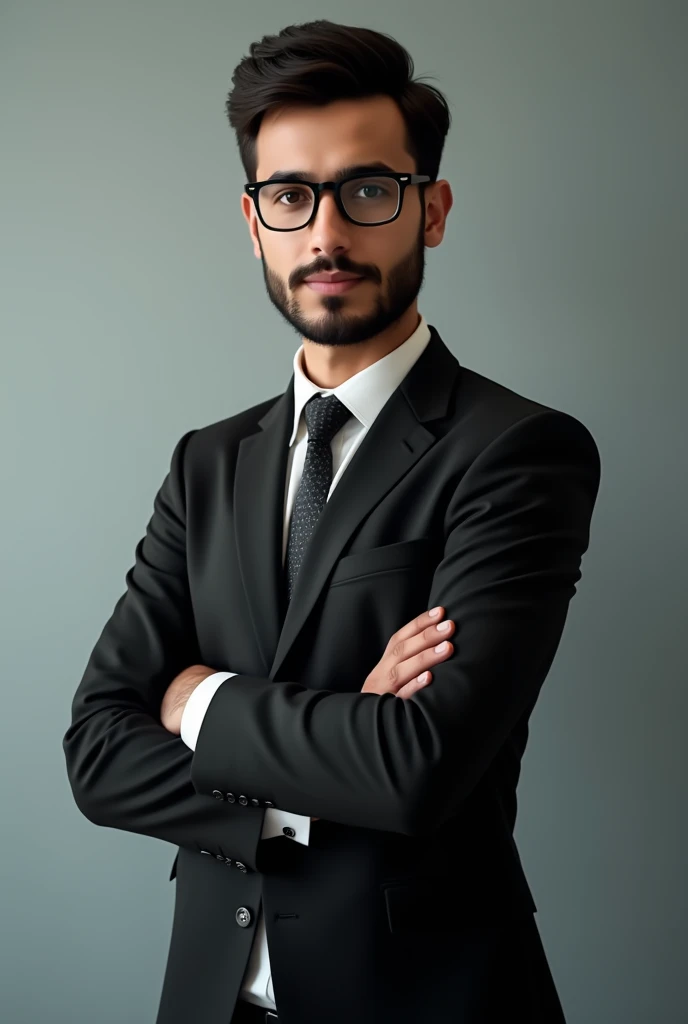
[{"x1": 290, "y1": 259, "x2": 381, "y2": 288}]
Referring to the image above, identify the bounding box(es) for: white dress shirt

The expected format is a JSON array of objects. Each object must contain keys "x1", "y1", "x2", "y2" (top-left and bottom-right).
[{"x1": 180, "y1": 313, "x2": 432, "y2": 1010}]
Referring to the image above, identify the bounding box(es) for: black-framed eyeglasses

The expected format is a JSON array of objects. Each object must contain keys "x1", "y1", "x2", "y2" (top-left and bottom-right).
[{"x1": 244, "y1": 172, "x2": 432, "y2": 231}]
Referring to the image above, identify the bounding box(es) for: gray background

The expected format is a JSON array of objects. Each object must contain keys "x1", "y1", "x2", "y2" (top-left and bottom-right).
[{"x1": 2, "y1": 2, "x2": 686, "y2": 1022}]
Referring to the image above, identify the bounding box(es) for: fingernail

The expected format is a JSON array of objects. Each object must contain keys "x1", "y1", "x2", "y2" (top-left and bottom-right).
[
  {"x1": 434, "y1": 641, "x2": 448, "y2": 653},
  {"x1": 429, "y1": 607, "x2": 442, "y2": 617}
]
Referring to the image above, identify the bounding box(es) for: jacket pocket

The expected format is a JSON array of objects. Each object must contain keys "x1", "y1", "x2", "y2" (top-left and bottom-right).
[
  {"x1": 330, "y1": 537, "x2": 433, "y2": 587},
  {"x1": 380, "y1": 875, "x2": 536, "y2": 934}
]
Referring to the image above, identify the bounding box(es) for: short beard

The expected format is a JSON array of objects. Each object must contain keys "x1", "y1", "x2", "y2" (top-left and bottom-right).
[{"x1": 258, "y1": 210, "x2": 426, "y2": 347}]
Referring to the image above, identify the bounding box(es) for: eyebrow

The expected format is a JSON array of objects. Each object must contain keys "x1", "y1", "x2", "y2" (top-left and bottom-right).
[{"x1": 264, "y1": 162, "x2": 397, "y2": 183}]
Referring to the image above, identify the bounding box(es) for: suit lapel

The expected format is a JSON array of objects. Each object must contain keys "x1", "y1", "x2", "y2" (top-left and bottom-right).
[{"x1": 233, "y1": 325, "x2": 461, "y2": 681}]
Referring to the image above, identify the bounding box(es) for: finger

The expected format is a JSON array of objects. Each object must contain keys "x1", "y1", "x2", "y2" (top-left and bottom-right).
[
  {"x1": 389, "y1": 607, "x2": 444, "y2": 648},
  {"x1": 398, "y1": 617, "x2": 455, "y2": 669},
  {"x1": 396, "y1": 671, "x2": 433, "y2": 700},
  {"x1": 403, "y1": 639, "x2": 453, "y2": 687},
  {"x1": 385, "y1": 621, "x2": 454, "y2": 694}
]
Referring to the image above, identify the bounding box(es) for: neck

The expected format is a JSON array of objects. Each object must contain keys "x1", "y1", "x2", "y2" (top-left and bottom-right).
[{"x1": 300, "y1": 305, "x2": 421, "y2": 389}]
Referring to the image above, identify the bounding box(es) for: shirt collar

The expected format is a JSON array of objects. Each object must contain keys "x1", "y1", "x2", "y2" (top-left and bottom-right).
[{"x1": 288, "y1": 313, "x2": 432, "y2": 447}]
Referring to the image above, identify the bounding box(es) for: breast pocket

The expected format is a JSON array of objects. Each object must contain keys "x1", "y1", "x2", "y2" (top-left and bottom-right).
[{"x1": 330, "y1": 537, "x2": 434, "y2": 587}]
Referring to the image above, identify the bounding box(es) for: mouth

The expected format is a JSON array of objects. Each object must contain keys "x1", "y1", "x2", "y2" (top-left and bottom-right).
[{"x1": 304, "y1": 276, "x2": 365, "y2": 295}]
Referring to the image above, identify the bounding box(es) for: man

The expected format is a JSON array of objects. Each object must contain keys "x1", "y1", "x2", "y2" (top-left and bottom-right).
[{"x1": 63, "y1": 19, "x2": 601, "y2": 1024}]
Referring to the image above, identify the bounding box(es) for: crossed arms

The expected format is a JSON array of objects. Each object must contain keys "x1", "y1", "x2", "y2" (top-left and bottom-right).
[{"x1": 63, "y1": 410, "x2": 600, "y2": 871}]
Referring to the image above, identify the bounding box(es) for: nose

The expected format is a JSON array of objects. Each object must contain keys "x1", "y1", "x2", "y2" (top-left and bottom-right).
[{"x1": 308, "y1": 190, "x2": 351, "y2": 258}]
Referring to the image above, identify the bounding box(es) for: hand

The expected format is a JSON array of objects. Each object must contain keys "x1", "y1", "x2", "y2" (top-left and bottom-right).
[
  {"x1": 361, "y1": 607, "x2": 455, "y2": 700},
  {"x1": 160, "y1": 663, "x2": 218, "y2": 736}
]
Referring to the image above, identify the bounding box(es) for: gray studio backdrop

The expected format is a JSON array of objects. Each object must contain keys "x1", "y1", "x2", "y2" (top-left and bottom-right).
[{"x1": 1, "y1": 2, "x2": 686, "y2": 1022}]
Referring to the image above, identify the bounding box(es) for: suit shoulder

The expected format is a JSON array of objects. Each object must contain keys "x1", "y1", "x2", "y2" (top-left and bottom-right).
[
  {"x1": 457, "y1": 363, "x2": 556, "y2": 421},
  {"x1": 185, "y1": 392, "x2": 284, "y2": 452},
  {"x1": 455, "y1": 364, "x2": 599, "y2": 466}
]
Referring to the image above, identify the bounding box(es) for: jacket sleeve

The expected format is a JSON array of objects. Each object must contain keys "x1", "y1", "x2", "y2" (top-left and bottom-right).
[
  {"x1": 62, "y1": 429, "x2": 268, "y2": 873},
  {"x1": 189, "y1": 410, "x2": 601, "y2": 836},
  {"x1": 181, "y1": 671, "x2": 312, "y2": 845}
]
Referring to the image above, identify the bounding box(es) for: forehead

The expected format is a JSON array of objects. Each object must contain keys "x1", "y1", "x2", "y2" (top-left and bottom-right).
[{"x1": 255, "y1": 94, "x2": 414, "y2": 180}]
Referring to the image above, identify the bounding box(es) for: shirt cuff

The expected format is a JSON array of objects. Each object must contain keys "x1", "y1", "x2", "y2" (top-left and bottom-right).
[
  {"x1": 180, "y1": 672, "x2": 236, "y2": 750},
  {"x1": 261, "y1": 807, "x2": 311, "y2": 845}
]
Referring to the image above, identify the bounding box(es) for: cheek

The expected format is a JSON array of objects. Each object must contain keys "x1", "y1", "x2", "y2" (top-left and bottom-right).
[
  {"x1": 262, "y1": 241, "x2": 294, "y2": 276},
  {"x1": 373, "y1": 219, "x2": 408, "y2": 256}
]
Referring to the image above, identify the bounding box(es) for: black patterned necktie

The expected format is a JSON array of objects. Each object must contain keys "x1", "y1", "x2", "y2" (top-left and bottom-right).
[{"x1": 285, "y1": 393, "x2": 353, "y2": 602}]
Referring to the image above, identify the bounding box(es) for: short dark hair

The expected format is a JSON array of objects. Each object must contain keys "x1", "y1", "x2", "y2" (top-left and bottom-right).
[{"x1": 226, "y1": 20, "x2": 451, "y2": 183}]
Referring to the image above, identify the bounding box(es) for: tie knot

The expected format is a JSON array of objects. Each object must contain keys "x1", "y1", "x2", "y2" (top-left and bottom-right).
[{"x1": 303, "y1": 394, "x2": 351, "y2": 445}]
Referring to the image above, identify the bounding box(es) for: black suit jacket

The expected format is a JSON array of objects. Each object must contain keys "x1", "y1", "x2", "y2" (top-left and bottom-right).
[{"x1": 63, "y1": 325, "x2": 601, "y2": 1023}]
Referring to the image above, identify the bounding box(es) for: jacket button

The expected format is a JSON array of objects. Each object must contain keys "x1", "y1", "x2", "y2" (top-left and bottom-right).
[
  {"x1": 282, "y1": 826, "x2": 296, "y2": 838},
  {"x1": 250, "y1": 798, "x2": 260, "y2": 807},
  {"x1": 215, "y1": 854, "x2": 224, "y2": 861},
  {"x1": 235, "y1": 861, "x2": 247, "y2": 873},
  {"x1": 238, "y1": 795, "x2": 248, "y2": 806},
  {"x1": 200, "y1": 849, "x2": 212, "y2": 855},
  {"x1": 226, "y1": 793, "x2": 236, "y2": 803},
  {"x1": 264, "y1": 800, "x2": 274, "y2": 808},
  {"x1": 235, "y1": 906, "x2": 252, "y2": 927},
  {"x1": 224, "y1": 857, "x2": 233, "y2": 867},
  {"x1": 212, "y1": 789, "x2": 225, "y2": 800}
]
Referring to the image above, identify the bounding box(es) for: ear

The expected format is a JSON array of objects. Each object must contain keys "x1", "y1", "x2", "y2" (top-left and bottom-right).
[
  {"x1": 423, "y1": 179, "x2": 453, "y2": 250},
  {"x1": 241, "y1": 194, "x2": 262, "y2": 259}
]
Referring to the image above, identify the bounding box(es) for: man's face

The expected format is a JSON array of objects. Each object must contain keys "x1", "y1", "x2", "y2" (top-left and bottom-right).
[{"x1": 241, "y1": 95, "x2": 429, "y2": 347}]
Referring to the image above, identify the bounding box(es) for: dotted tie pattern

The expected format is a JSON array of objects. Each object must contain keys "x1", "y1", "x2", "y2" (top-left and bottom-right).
[{"x1": 285, "y1": 393, "x2": 352, "y2": 602}]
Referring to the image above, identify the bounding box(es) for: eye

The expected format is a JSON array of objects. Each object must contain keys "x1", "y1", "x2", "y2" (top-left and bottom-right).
[
  {"x1": 276, "y1": 189, "x2": 309, "y2": 205},
  {"x1": 353, "y1": 183, "x2": 388, "y2": 199}
]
